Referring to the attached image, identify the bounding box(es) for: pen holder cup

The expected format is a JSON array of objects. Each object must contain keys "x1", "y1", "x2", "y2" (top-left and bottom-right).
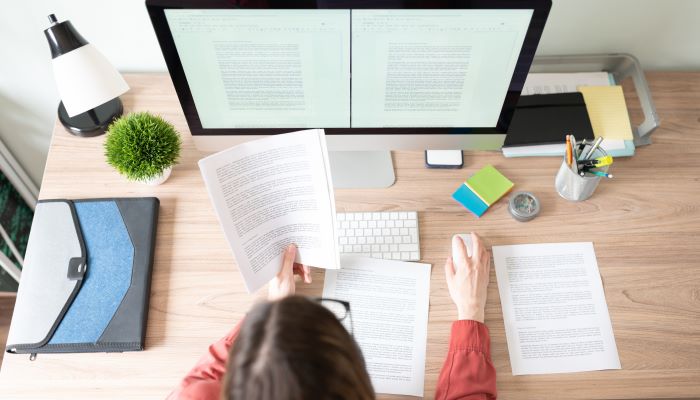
[{"x1": 555, "y1": 147, "x2": 608, "y2": 202}]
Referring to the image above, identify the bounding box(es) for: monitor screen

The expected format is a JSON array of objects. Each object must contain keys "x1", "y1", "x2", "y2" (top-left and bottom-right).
[{"x1": 163, "y1": 8, "x2": 532, "y2": 129}]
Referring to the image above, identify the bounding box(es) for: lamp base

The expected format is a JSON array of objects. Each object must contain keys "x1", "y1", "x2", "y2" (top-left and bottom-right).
[{"x1": 58, "y1": 97, "x2": 123, "y2": 137}]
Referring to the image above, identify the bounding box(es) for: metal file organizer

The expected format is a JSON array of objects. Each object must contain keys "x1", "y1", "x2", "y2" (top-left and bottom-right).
[{"x1": 530, "y1": 54, "x2": 660, "y2": 146}]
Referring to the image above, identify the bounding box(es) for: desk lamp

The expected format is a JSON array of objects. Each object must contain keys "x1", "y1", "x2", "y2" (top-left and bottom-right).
[{"x1": 44, "y1": 14, "x2": 129, "y2": 137}]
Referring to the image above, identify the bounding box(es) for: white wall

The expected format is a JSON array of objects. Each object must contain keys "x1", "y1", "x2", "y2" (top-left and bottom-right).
[{"x1": 1, "y1": 0, "x2": 699, "y2": 186}]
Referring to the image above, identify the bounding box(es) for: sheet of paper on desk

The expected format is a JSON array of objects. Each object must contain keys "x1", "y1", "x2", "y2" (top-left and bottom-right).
[
  {"x1": 199, "y1": 129, "x2": 339, "y2": 293},
  {"x1": 493, "y1": 242, "x2": 621, "y2": 375},
  {"x1": 323, "y1": 255, "x2": 431, "y2": 397},
  {"x1": 521, "y1": 72, "x2": 612, "y2": 95}
]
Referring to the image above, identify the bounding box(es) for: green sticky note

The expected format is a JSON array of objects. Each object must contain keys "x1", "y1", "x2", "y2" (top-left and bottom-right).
[{"x1": 465, "y1": 165, "x2": 514, "y2": 206}]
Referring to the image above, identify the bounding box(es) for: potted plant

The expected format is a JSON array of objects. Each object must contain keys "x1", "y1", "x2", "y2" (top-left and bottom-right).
[{"x1": 105, "y1": 112, "x2": 182, "y2": 185}]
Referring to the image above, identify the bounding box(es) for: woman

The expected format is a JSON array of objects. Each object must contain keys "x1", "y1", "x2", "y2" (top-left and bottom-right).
[{"x1": 169, "y1": 233, "x2": 496, "y2": 400}]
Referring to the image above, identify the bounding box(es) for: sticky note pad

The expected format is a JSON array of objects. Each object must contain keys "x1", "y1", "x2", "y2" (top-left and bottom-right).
[
  {"x1": 465, "y1": 165, "x2": 514, "y2": 206},
  {"x1": 452, "y1": 184, "x2": 488, "y2": 217},
  {"x1": 577, "y1": 85, "x2": 634, "y2": 141}
]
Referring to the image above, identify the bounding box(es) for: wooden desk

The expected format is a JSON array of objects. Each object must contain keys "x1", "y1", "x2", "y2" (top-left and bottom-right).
[{"x1": 1, "y1": 73, "x2": 699, "y2": 399}]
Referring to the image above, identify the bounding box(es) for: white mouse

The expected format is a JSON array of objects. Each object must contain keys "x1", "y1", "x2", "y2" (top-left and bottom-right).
[{"x1": 452, "y1": 233, "x2": 474, "y2": 258}]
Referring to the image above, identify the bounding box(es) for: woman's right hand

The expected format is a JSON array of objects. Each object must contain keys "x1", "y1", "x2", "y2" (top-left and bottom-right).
[{"x1": 444, "y1": 233, "x2": 491, "y2": 323}]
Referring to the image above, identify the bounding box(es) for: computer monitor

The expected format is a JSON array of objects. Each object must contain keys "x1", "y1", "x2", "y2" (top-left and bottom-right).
[{"x1": 147, "y1": 0, "x2": 551, "y2": 187}]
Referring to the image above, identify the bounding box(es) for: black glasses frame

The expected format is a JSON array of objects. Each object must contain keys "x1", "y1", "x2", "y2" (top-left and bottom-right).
[{"x1": 313, "y1": 297, "x2": 354, "y2": 334}]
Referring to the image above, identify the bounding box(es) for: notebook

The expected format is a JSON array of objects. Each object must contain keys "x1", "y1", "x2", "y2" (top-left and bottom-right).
[
  {"x1": 577, "y1": 85, "x2": 635, "y2": 154},
  {"x1": 6, "y1": 197, "x2": 159, "y2": 356},
  {"x1": 502, "y1": 93, "x2": 596, "y2": 154}
]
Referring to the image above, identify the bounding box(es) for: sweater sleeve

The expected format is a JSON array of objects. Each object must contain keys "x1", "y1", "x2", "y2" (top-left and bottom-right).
[
  {"x1": 435, "y1": 320, "x2": 497, "y2": 400},
  {"x1": 167, "y1": 319, "x2": 244, "y2": 400}
]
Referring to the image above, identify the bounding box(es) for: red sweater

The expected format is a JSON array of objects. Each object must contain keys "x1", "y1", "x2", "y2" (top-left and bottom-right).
[{"x1": 168, "y1": 319, "x2": 497, "y2": 400}]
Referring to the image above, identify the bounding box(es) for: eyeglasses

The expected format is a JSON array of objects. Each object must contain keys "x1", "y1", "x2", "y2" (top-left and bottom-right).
[{"x1": 313, "y1": 297, "x2": 354, "y2": 335}]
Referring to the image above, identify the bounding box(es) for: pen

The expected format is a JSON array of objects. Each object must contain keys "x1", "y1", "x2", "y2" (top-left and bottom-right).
[
  {"x1": 582, "y1": 137, "x2": 604, "y2": 160},
  {"x1": 577, "y1": 155, "x2": 613, "y2": 167},
  {"x1": 589, "y1": 170, "x2": 614, "y2": 178},
  {"x1": 570, "y1": 134, "x2": 579, "y2": 174},
  {"x1": 577, "y1": 139, "x2": 588, "y2": 155},
  {"x1": 565, "y1": 135, "x2": 572, "y2": 167}
]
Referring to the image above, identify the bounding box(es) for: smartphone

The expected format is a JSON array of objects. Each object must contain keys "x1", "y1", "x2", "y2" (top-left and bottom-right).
[{"x1": 425, "y1": 150, "x2": 464, "y2": 169}]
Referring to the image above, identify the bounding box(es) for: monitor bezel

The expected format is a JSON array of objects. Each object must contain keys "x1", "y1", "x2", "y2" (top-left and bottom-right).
[{"x1": 146, "y1": 0, "x2": 551, "y2": 136}]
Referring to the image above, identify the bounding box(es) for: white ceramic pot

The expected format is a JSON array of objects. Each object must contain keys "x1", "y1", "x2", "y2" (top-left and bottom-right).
[{"x1": 141, "y1": 166, "x2": 172, "y2": 186}]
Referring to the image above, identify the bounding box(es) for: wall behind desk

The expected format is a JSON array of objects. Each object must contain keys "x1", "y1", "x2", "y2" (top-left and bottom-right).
[{"x1": 2, "y1": 0, "x2": 699, "y2": 186}]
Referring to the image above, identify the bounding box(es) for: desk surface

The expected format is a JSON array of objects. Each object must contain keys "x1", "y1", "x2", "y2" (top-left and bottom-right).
[{"x1": 1, "y1": 73, "x2": 699, "y2": 399}]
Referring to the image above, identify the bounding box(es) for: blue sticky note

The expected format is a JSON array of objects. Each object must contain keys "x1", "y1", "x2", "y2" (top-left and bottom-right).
[{"x1": 452, "y1": 184, "x2": 489, "y2": 217}]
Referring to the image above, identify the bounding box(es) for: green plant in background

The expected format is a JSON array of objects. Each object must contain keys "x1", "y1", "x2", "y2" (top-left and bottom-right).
[{"x1": 105, "y1": 112, "x2": 182, "y2": 181}]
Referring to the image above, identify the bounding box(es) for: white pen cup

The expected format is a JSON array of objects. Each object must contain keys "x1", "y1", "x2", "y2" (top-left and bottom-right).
[{"x1": 555, "y1": 146, "x2": 608, "y2": 201}]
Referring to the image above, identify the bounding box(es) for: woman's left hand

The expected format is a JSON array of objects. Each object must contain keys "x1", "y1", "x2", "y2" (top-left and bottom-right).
[{"x1": 268, "y1": 244, "x2": 312, "y2": 301}]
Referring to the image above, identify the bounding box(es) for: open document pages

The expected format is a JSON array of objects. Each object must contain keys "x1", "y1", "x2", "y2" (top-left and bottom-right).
[
  {"x1": 199, "y1": 129, "x2": 339, "y2": 293},
  {"x1": 323, "y1": 255, "x2": 431, "y2": 397},
  {"x1": 493, "y1": 242, "x2": 621, "y2": 375}
]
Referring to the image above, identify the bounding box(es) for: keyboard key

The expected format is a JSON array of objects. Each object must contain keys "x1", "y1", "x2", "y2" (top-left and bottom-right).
[
  {"x1": 350, "y1": 221, "x2": 359, "y2": 229},
  {"x1": 362, "y1": 245, "x2": 371, "y2": 252},
  {"x1": 339, "y1": 237, "x2": 348, "y2": 245},
  {"x1": 376, "y1": 236, "x2": 384, "y2": 244},
  {"x1": 348, "y1": 237, "x2": 357, "y2": 245},
  {"x1": 359, "y1": 220, "x2": 368, "y2": 228},
  {"x1": 399, "y1": 212, "x2": 407, "y2": 220},
  {"x1": 344, "y1": 245, "x2": 353, "y2": 252},
  {"x1": 385, "y1": 236, "x2": 393, "y2": 244},
  {"x1": 337, "y1": 229, "x2": 346, "y2": 237},
  {"x1": 390, "y1": 212, "x2": 398, "y2": 219},
  {"x1": 400, "y1": 227, "x2": 408, "y2": 235},
  {"x1": 341, "y1": 221, "x2": 350, "y2": 229},
  {"x1": 346, "y1": 213, "x2": 354, "y2": 221},
  {"x1": 395, "y1": 220, "x2": 404, "y2": 228},
  {"x1": 399, "y1": 243, "x2": 419, "y2": 252},
  {"x1": 391, "y1": 228, "x2": 400, "y2": 235},
  {"x1": 353, "y1": 244, "x2": 362, "y2": 252},
  {"x1": 381, "y1": 244, "x2": 389, "y2": 252},
  {"x1": 387, "y1": 220, "x2": 395, "y2": 228},
  {"x1": 410, "y1": 252, "x2": 420, "y2": 260},
  {"x1": 390, "y1": 244, "x2": 398, "y2": 252},
  {"x1": 367, "y1": 236, "x2": 375, "y2": 244},
  {"x1": 363, "y1": 212, "x2": 372, "y2": 220},
  {"x1": 381, "y1": 212, "x2": 390, "y2": 220},
  {"x1": 364, "y1": 229, "x2": 372, "y2": 236},
  {"x1": 382, "y1": 228, "x2": 390, "y2": 236},
  {"x1": 401, "y1": 252, "x2": 410, "y2": 260},
  {"x1": 408, "y1": 211, "x2": 417, "y2": 219},
  {"x1": 373, "y1": 228, "x2": 382, "y2": 236},
  {"x1": 357, "y1": 236, "x2": 366, "y2": 244},
  {"x1": 377, "y1": 220, "x2": 386, "y2": 228},
  {"x1": 371, "y1": 244, "x2": 380, "y2": 252},
  {"x1": 402, "y1": 236, "x2": 411, "y2": 244},
  {"x1": 337, "y1": 213, "x2": 345, "y2": 221},
  {"x1": 392, "y1": 252, "x2": 401, "y2": 259},
  {"x1": 346, "y1": 229, "x2": 355, "y2": 237},
  {"x1": 368, "y1": 220, "x2": 377, "y2": 228},
  {"x1": 372, "y1": 212, "x2": 380, "y2": 220}
]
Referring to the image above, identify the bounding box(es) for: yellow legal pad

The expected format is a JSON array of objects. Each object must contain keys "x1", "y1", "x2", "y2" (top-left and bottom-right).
[{"x1": 577, "y1": 85, "x2": 633, "y2": 141}]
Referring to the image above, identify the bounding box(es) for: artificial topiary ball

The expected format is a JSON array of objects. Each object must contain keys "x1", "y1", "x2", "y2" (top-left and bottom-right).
[{"x1": 105, "y1": 112, "x2": 182, "y2": 181}]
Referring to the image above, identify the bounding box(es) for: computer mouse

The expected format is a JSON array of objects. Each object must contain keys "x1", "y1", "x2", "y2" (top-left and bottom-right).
[{"x1": 452, "y1": 233, "x2": 474, "y2": 258}]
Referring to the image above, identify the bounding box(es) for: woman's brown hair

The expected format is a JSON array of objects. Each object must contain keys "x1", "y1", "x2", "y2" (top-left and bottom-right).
[{"x1": 222, "y1": 295, "x2": 375, "y2": 400}]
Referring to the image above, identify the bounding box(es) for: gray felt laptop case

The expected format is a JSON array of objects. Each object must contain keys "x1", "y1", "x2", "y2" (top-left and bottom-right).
[{"x1": 6, "y1": 197, "x2": 159, "y2": 356}]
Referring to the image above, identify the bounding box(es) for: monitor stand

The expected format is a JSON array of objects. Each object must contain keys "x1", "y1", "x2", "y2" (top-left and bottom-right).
[{"x1": 329, "y1": 151, "x2": 395, "y2": 189}]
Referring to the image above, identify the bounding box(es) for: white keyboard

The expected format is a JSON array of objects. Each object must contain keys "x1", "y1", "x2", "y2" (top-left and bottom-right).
[{"x1": 336, "y1": 211, "x2": 420, "y2": 261}]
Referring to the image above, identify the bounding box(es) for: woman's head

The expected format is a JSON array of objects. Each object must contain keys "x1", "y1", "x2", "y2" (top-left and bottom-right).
[{"x1": 223, "y1": 295, "x2": 374, "y2": 400}]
